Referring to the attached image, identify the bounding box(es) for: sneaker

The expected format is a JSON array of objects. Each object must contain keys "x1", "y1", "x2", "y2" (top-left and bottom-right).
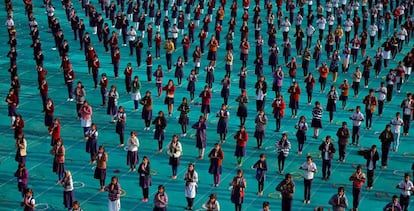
[
  {"x1": 307, "y1": 200, "x2": 311, "y2": 204},
  {"x1": 181, "y1": 133, "x2": 187, "y2": 137},
  {"x1": 303, "y1": 200, "x2": 307, "y2": 204},
  {"x1": 128, "y1": 168, "x2": 132, "y2": 172}
]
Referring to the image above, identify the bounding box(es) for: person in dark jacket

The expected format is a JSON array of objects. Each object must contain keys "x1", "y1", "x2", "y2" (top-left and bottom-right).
[
  {"x1": 379, "y1": 124, "x2": 394, "y2": 169},
  {"x1": 364, "y1": 145, "x2": 380, "y2": 190}
]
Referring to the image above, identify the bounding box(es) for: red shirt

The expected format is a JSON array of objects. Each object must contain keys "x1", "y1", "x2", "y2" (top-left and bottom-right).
[
  {"x1": 155, "y1": 36, "x2": 162, "y2": 47},
  {"x1": 100, "y1": 78, "x2": 108, "y2": 88},
  {"x1": 112, "y1": 52, "x2": 120, "y2": 63},
  {"x1": 146, "y1": 55, "x2": 153, "y2": 65},
  {"x1": 235, "y1": 131, "x2": 248, "y2": 147},
  {"x1": 124, "y1": 67, "x2": 133, "y2": 77},
  {"x1": 163, "y1": 85, "x2": 176, "y2": 97},
  {"x1": 200, "y1": 90, "x2": 212, "y2": 105},
  {"x1": 182, "y1": 38, "x2": 191, "y2": 50}
]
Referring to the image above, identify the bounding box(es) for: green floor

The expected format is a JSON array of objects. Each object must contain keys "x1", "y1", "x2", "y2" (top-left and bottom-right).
[{"x1": 1, "y1": 1, "x2": 414, "y2": 211}]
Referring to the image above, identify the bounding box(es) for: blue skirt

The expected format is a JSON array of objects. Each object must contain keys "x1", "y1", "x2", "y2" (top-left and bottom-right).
[
  {"x1": 63, "y1": 191, "x2": 74, "y2": 208},
  {"x1": 127, "y1": 151, "x2": 138, "y2": 166},
  {"x1": 234, "y1": 145, "x2": 246, "y2": 157}
]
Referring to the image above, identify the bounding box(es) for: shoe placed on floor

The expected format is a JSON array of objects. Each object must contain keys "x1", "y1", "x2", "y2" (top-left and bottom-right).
[{"x1": 307, "y1": 200, "x2": 310, "y2": 204}]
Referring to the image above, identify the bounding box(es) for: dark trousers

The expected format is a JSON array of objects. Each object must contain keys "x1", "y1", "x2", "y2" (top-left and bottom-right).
[
  {"x1": 403, "y1": 114, "x2": 411, "y2": 134},
  {"x1": 166, "y1": 53, "x2": 172, "y2": 70},
  {"x1": 67, "y1": 82, "x2": 73, "y2": 99},
  {"x1": 304, "y1": 179, "x2": 312, "y2": 200},
  {"x1": 367, "y1": 169, "x2": 374, "y2": 187},
  {"x1": 365, "y1": 109, "x2": 373, "y2": 128},
  {"x1": 381, "y1": 143, "x2": 390, "y2": 166},
  {"x1": 378, "y1": 100, "x2": 384, "y2": 115},
  {"x1": 352, "y1": 187, "x2": 362, "y2": 209},
  {"x1": 400, "y1": 194, "x2": 410, "y2": 211},
  {"x1": 338, "y1": 143, "x2": 346, "y2": 160},
  {"x1": 322, "y1": 159, "x2": 332, "y2": 179},
  {"x1": 142, "y1": 187, "x2": 149, "y2": 198},
  {"x1": 352, "y1": 126, "x2": 360, "y2": 145},
  {"x1": 281, "y1": 197, "x2": 292, "y2": 211}
]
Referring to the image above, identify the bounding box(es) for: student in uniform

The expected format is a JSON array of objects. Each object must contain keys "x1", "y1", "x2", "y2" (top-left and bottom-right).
[
  {"x1": 299, "y1": 156, "x2": 317, "y2": 204},
  {"x1": 15, "y1": 133, "x2": 27, "y2": 164},
  {"x1": 349, "y1": 165, "x2": 366, "y2": 211},
  {"x1": 14, "y1": 162, "x2": 28, "y2": 197},
  {"x1": 21, "y1": 188, "x2": 35, "y2": 211},
  {"x1": 95, "y1": 145, "x2": 108, "y2": 192},
  {"x1": 138, "y1": 156, "x2": 152, "y2": 202},
  {"x1": 184, "y1": 163, "x2": 199, "y2": 210},
  {"x1": 126, "y1": 131, "x2": 139, "y2": 171},
  {"x1": 85, "y1": 123, "x2": 98, "y2": 164},
  {"x1": 153, "y1": 185, "x2": 168, "y2": 211},
  {"x1": 216, "y1": 104, "x2": 230, "y2": 143},
  {"x1": 115, "y1": 106, "x2": 126, "y2": 147},
  {"x1": 61, "y1": 170, "x2": 75, "y2": 211},
  {"x1": 328, "y1": 187, "x2": 348, "y2": 211},
  {"x1": 167, "y1": 135, "x2": 183, "y2": 179},
  {"x1": 105, "y1": 176, "x2": 121, "y2": 211},
  {"x1": 208, "y1": 143, "x2": 224, "y2": 187},
  {"x1": 177, "y1": 97, "x2": 190, "y2": 137},
  {"x1": 364, "y1": 145, "x2": 379, "y2": 190},
  {"x1": 396, "y1": 173, "x2": 414, "y2": 211},
  {"x1": 202, "y1": 193, "x2": 220, "y2": 210},
  {"x1": 153, "y1": 111, "x2": 167, "y2": 152},
  {"x1": 141, "y1": 91, "x2": 153, "y2": 130},
  {"x1": 130, "y1": 76, "x2": 142, "y2": 111},
  {"x1": 276, "y1": 173, "x2": 295, "y2": 211},
  {"x1": 52, "y1": 138, "x2": 65, "y2": 183},
  {"x1": 234, "y1": 125, "x2": 248, "y2": 167},
  {"x1": 107, "y1": 85, "x2": 119, "y2": 123},
  {"x1": 253, "y1": 154, "x2": 268, "y2": 196},
  {"x1": 230, "y1": 169, "x2": 246, "y2": 211}
]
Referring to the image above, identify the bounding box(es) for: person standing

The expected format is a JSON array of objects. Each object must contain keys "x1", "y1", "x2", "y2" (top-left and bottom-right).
[
  {"x1": 192, "y1": 116, "x2": 207, "y2": 159},
  {"x1": 21, "y1": 188, "x2": 35, "y2": 211},
  {"x1": 138, "y1": 156, "x2": 152, "y2": 202},
  {"x1": 328, "y1": 187, "x2": 349, "y2": 211},
  {"x1": 349, "y1": 106, "x2": 364, "y2": 146},
  {"x1": 234, "y1": 126, "x2": 248, "y2": 167},
  {"x1": 177, "y1": 97, "x2": 190, "y2": 137},
  {"x1": 383, "y1": 195, "x2": 403, "y2": 211},
  {"x1": 276, "y1": 173, "x2": 295, "y2": 211},
  {"x1": 276, "y1": 133, "x2": 291, "y2": 175},
  {"x1": 253, "y1": 154, "x2": 268, "y2": 196},
  {"x1": 311, "y1": 101, "x2": 323, "y2": 139},
  {"x1": 396, "y1": 173, "x2": 414, "y2": 211},
  {"x1": 126, "y1": 131, "x2": 139, "y2": 172},
  {"x1": 14, "y1": 162, "x2": 28, "y2": 197},
  {"x1": 390, "y1": 112, "x2": 404, "y2": 152},
  {"x1": 141, "y1": 91, "x2": 153, "y2": 130},
  {"x1": 153, "y1": 185, "x2": 168, "y2": 211},
  {"x1": 349, "y1": 165, "x2": 366, "y2": 211},
  {"x1": 105, "y1": 176, "x2": 121, "y2": 211},
  {"x1": 153, "y1": 111, "x2": 167, "y2": 152},
  {"x1": 362, "y1": 89, "x2": 378, "y2": 130},
  {"x1": 319, "y1": 136, "x2": 336, "y2": 181},
  {"x1": 202, "y1": 194, "x2": 220, "y2": 210},
  {"x1": 400, "y1": 93, "x2": 413, "y2": 136},
  {"x1": 52, "y1": 139, "x2": 65, "y2": 183},
  {"x1": 230, "y1": 169, "x2": 246, "y2": 211},
  {"x1": 208, "y1": 143, "x2": 224, "y2": 187},
  {"x1": 61, "y1": 170, "x2": 75, "y2": 211},
  {"x1": 379, "y1": 124, "x2": 394, "y2": 169},
  {"x1": 85, "y1": 123, "x2": 98, "y2": 164},
  {"x1": 15, "y1": 133, "x2": 27, "y2": 164},
  {"x1": 131, "y1": 76, "x2": 141, "y2": 111},
  {"x1": 95, "y1": 146, "x2": 108, "y2": 192},
  {"x1": 336, "y1": 122, "x2": 350, "y2": 162},
  {"x1": 299, "y1": 156, "x2": 317, "y2": 204},
  {"x1": 167, "y1": 135, "x2": 182, "y2": 179},
  {"x1": 115, "y1": 106, "x2": 126, "y2": 147},
  {"x1": 254, "y1": 110, "x2": 268, "y2": 149},
  {"x1": 364, "y1": 145, "x2": 379, "y2": 190},
  {"x1": 107, "y1": 85, "x2": 119, "y2": 123},
  {"x1": 216, "y1": 104, "x2": 230, "y2": 143},
  {"x1": 184, "y1": 163, "x2": 198, "y2": 210}
]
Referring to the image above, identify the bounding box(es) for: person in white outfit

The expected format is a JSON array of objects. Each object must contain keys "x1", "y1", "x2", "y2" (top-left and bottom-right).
[{"x1": 184, "y1": 163, "x2": 198, "y2": 210}]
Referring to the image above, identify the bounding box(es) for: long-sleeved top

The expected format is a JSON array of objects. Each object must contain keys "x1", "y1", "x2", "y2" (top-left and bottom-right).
[
  {"x1": 153, "y1": 191, "x2": 168, "y2": 208},
  {"x1": 329, "y1": 194, "x2": 348, "y2": 211},
  {"x1": 127, "y1": 136, "x2": 139, "y2": 152},
  {"x1": 276, "y1": 179, "x2": 295, "y2": 198},
  {"x1": 167, "y1": 141, "x2": 182, "y2": 158},
  {"x1": 349, "y1": 171, "x2": 366, "y2": 188},
  {"x1": 105, "y1": 182, "x2": 121, "y2": 201}
]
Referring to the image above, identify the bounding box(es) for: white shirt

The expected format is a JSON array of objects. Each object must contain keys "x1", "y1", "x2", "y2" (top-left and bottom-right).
[
  {"x1": 301, "y1": 161, "x2": 317, "y2": 180},
  {"x1": 397, "y1": 28, "x2": 408, "y2": 40},
  {"x1": 391, "y1": 118, "x2": 404, "y2": 133},
  {"x1": 350, "y1": 112, "x2": 364, "y2": 126},
  {"x1": 127, "y1": 136, "x2": 140, "y2": 151},
  {"x1": 398, "y1": 180, "x2": 413, "y2": 196},
  {"x1": 375, "y1": 87, "x2": 386, "y2": 101},
  {"x1": 128, "y1": 30, "x2": 137, "y2": 42},
  {"x1": 367, "y1": 151, "x2": 375, "y2": 170},
  {"x1": 281, "y1": 20, "x2": 291, "y2": 32},
  {"x1": 5, "y1": 19, "x2": 14, "y2": 29},
  {"x1": 306, "y1": 25, "x2": 315, "y2": 36},
  {"x1": 327, "y1": 15, "x2": 335, "y2": 26},
  {"x1": 316, "y1": 18, "x2": 327, "y2": 30},
  {"x1": 343, "y1": 20, "x2": 353, "y2": 32},
  {"x1": 368, "y1": 25, "x2": 378, "y2": 37}
]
